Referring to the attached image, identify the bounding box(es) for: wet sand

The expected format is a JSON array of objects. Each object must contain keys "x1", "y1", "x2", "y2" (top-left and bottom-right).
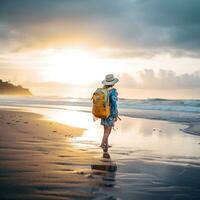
[
  {"x1": 0, "y1": 108, "x2": 200, "y2": 200},
  {"x1": 183, "y1": 122, "x2": 200, "y2": 135}
]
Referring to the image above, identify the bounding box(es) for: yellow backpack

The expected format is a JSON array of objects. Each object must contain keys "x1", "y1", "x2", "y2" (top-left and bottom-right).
[{"x1": 92, "y1": 88, "x2": 110, "y2": 119}]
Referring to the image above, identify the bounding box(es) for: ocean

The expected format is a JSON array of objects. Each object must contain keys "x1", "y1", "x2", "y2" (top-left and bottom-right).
[{"x1": 0, "y1": 96, "x2": 200, "y2": 123}]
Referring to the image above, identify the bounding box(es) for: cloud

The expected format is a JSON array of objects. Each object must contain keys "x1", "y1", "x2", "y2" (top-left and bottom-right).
[
  {"x1": 0, "y1": 0, "x2": 200, "y2": 57},
  {"x1": 119, "y1": 69, "x2": 200, "y2": 89},
  {"x1": 31, "y1": 69, "x2": 200, "y2": 91},
  {"x1": 25, "y1": 70, "x2": 200, "y2": 98}
]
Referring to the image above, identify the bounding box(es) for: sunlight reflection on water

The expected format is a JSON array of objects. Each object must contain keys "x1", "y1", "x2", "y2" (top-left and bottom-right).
[
  {"x1": 34, "y1": 107, "x2": 200, "y2": 158},
  {"x1": 2, "y1": 106, "x2": 200, "y2": 159}
]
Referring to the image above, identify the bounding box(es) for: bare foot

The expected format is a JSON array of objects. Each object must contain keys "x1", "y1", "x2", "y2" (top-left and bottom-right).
[
  {"x1": 100, "y1": 144, "x2": 106, "y2": 148},
  {"x1": 100, "y1": 144, "x2": 108, "y2": 151}
]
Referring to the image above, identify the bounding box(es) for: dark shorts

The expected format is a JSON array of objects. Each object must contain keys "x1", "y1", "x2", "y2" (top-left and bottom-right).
[{"x1": 101, "y1": 116, "x2": 115, "y2": 127}]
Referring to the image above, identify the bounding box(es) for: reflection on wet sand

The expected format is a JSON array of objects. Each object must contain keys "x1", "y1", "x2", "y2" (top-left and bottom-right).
[
  {"x1": 91, "y1": 151, "x2": 117, "y2": 187},
  {"x1": 1, "y1": 108, "x2": 200, "y2": 200}
]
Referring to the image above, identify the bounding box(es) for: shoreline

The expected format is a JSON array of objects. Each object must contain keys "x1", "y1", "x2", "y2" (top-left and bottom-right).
[
  {"x1": 0, "y1": 108, "x2": 85, "y2": 139},
  {"x1": 181, "y1": 122, "x2": 200, "y2": 136},
  {"x1": 0, "y1": 106, "x2": 200, "y2": 136}
]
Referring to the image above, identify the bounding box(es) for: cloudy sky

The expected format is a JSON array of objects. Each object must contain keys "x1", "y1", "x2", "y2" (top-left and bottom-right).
[{"x1": 0, "y1": 0, "x2": 200, "y2": 98}]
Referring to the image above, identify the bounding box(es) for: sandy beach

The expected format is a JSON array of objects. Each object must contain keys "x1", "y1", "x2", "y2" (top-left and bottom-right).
[
  {"x1": 0, "y1": 109, "x2": 98, "y2": 200},
  {"x1": 0, "y1": 107, "x2": 200, "y2": 200},
  {"x1": 1, "y1": 0, "x2": 200, "y2": 199}
]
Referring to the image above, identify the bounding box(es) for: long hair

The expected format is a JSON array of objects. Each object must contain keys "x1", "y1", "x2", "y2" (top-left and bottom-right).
[{"x1": 103, "y1": 85, "x2": 113, "y2": 89}]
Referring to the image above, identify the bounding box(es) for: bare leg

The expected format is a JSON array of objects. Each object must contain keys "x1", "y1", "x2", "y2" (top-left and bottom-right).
[
  {"x1": 104, "y1": 126, "x2": 112, "y2": 147},
  {"x1": 100, "y1": 126, "x2": 107, "y2": 147},
  {"x1": 100, "y1": 126, "x2": 112, "y2": 148}
]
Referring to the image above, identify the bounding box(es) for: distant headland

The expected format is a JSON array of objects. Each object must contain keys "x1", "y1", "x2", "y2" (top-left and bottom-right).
[{"x1": 0, "y1": 80, "x2": 32, "y2": 96}]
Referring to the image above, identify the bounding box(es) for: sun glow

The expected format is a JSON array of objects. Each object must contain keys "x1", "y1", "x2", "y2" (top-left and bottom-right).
[{"x1": 42, "y1": 47, "x2": 104, "y2": 85}]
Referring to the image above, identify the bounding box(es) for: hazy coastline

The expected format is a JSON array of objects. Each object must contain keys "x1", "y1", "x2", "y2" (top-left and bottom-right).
[
  {"x1": 1, "y1": 0, "x2": 200, "y2": 199},
  {"x1": 0, "y1": 80, "x2": 32, "y2": 96},
  {"x1": 0, "y1": 96, "x2": 200, "y2": 135}
]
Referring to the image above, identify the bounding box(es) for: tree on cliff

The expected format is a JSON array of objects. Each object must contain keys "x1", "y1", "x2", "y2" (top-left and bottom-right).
[{"x1": 0, "y1": 80, "x2": 32, "y2": 95}]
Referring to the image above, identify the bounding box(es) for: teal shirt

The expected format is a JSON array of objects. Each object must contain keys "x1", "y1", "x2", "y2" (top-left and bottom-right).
[
  {"x1": 109, "y1": 88, "x2": 118, "y2": 118},
  {"x1": 101, "y1": 88, "x2": 118, "y2": 127}
]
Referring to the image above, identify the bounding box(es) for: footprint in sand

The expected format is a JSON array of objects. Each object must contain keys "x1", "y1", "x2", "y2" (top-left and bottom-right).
[
  {"x1": 65, "y1": 134, "x2": 72, "y2": 138},
  {"x1": 52, "y1": 130, "x2": 57, "y2": 133},
  {"x1": 77, "y1": 171, "x2": 85, "y2": 175},
  {"x1": 65, "y1": 134, "x2": 70, "y2": 137}
]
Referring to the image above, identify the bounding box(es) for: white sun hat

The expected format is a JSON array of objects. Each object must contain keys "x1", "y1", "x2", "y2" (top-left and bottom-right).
[{"x1": 102, "y1": 74, "x2": 119, "y2": 86}]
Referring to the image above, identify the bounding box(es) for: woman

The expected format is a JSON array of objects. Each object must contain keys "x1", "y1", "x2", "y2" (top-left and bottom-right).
[{"x1": 100, "y1": 74, "x2": 119, "y2": 150}]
